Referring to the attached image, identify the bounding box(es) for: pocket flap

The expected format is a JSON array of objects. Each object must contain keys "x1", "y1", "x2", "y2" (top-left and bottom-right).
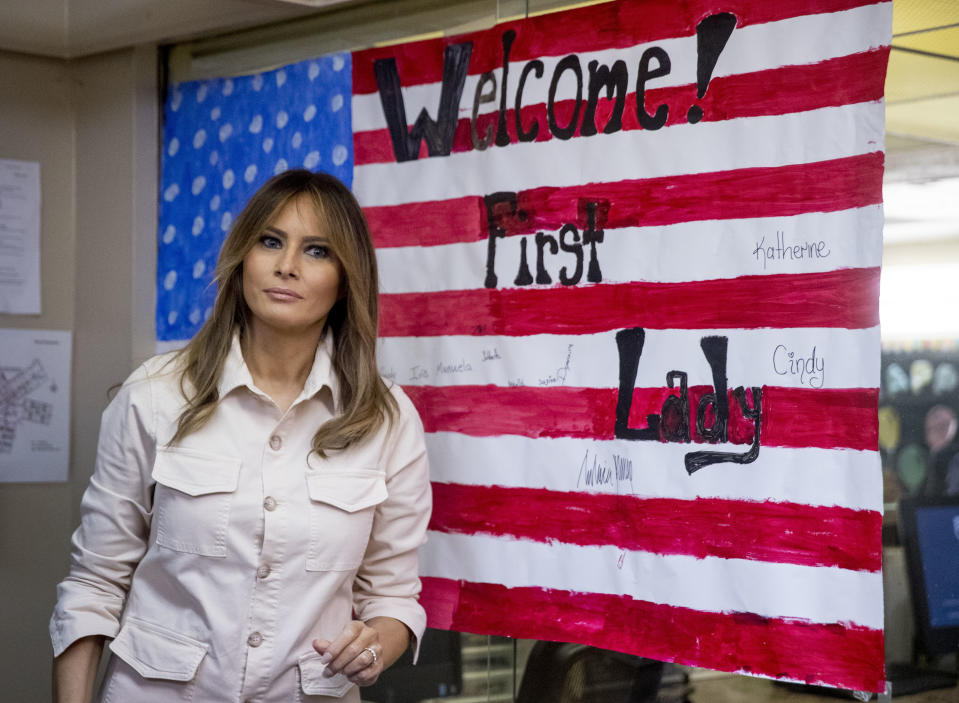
[
  {"x1": 152, "y1": 448, "x2": 241, "y2": 496},
  {"x1": 109, "y1": 617, "x2": 208, "y2": 681},
  {"x1": 306, "y1": 469, "x2": 387, "y2": 512},
  {"x1": 298, "y1": 651, "x2": 355, "y2": 697}
]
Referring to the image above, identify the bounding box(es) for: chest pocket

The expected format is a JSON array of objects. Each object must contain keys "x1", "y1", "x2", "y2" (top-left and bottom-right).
[
  {"x1": 152, "y1": 448, "x2": 241, "y2": 557},
  {"x1": 305, "y1": 469, "x2": 387, "y2": 571}
]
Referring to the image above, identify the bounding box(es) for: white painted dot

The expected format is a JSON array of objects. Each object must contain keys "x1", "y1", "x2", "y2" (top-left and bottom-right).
[
  {"x1": 303, "y1": 105, "x2": 317, "y2": 122},
  {"x1": 163, "y1": 270, "x2": 178, "y2": 290},
  {"x1": 193, "y1": 260, "x2": 206, "y2": 279},
  {"x1": 276, "y1": 111, "x2": 289, "y2": 129},
  {"x1": 303, "y1": 151, "x2": 320, "y2": 170},
  {"x1": 210, "y1": 195, "x2": 221, "y2": 211},
  {"x1": 221, "y1": 211, "x2": 233, "y2": 231},
  {"x1": 308, "y1": 62, "x2": 320, "y2": 81},
  {"x1": 209, "y1": 151, "x2": 219, "y2": 166},
  {"x1": 193, "y1": 129, "x2": 206, "y2": 149},
  {"x1": 191, "y1": 176, "x2": 206, "y2": 195},
  {"x1": 163, "y1": 183, "x2": 180, "y2": 202},
  {"x1": 332, "y1": 144, "x2": 348, "y2": 166},
  {"x1": 162, "y1": 225, "x2": 176, "y2": 244},
  {"x1": 210, "y1": 106, "x2": 221, "y2": 120},
  {"x1": 222, "y1": 170, "x2": 235, "y2": 189},
  {"x1": 167, "y1": 310, "x2": 178, "y2": 325},
  {"x1": 292, "y1": 132, "x2": 303, "y2": 149},
  {"x1": 170, "y1": 89, "x2": 183, "y2": 112},
  {"x1": 263, "y1": 137, "x2": 274, "y2": 154},
  {"x1": 167, "y1": 137, "x2": 179, "y2": 157},
  {"x1": 219, "y1": 123, "x2": 233, "y2": 142},
  {"x1": 189, "y1": 308, "x2": 202, "y2": 325},
  {"x1": 331, "y1": 94, "x2": 344, "y2": 112},
  {"x1": 252, "y1": 74, "x2": 263, "y2": 91},
  {"x1": 332, "y1": 54, "x2": 345, "y2": 71},
  {"x1": 204, "y1": 307, "x2": 213, "y2": 322},
  {"x1": 273, "y1": 159, "x2": 288, "y2": 175},
  {"x1": 196, "y1": 84, "x2": 208, "y2": 103},
  {"x1": 222, "y1": 78, "x2": 234, "y2": 96},
  {"x1": 192, "y1": 216, "x2": 204, "y2": 236},
  {"x1": 244, "y1": 164, "x2": 258, "y2": 183},
  {"x1": 249, "y1": 114, "x2": 263, "y2": 134},
  {"x1": 275, "y1": 70, "x2": 287, "y2": 88}
]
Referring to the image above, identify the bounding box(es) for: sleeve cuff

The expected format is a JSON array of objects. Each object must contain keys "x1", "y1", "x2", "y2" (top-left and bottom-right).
[
  {"x1": 357, "y1": 598, "x2": 427, "y2": 663},
  {"x1": 50, "y1": 609, "x2": 120, "y2": 658}
]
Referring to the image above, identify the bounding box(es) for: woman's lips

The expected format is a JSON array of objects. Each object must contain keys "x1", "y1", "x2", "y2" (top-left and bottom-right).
[{"x1": 264, "y1": 287, "x2": 303, "y2": 301}]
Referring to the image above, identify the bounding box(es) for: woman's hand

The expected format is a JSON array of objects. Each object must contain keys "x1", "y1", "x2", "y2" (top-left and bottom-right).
[{"x1": 312, "y1": 617, "x2": 411, "y2": 686}]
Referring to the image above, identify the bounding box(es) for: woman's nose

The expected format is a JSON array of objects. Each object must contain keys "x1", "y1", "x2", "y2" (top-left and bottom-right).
[{"x1": 274, "y1": 249, "x2": 298, "y2": 278}]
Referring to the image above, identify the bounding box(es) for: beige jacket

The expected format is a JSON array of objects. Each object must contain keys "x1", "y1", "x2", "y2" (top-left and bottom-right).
[{"x1": 50, "y1": 334, "x2": 431, "y2": 702}]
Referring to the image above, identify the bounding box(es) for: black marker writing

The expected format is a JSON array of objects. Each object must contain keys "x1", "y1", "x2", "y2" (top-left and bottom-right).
[
  {"x1": 614, "y1": 328, "x2": 762, "y2": 474},
  {"x1": 753, "y1": 231, "x2": 831, "y2": 270},
  {"x1": 373, "y1": 13, "x2": 737, "y2": 162},
  {"x1": 773, "y1": 344, "x2": 825, "y2": 388}
]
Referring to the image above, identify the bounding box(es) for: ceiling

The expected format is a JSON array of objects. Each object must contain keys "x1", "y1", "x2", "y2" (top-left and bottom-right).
[
  {"x1": 887, "y1": 0, "x2": 959, "y2": 148},
  {"x1": 0, "y1": 0, "x2": 347, "y2": 58}
]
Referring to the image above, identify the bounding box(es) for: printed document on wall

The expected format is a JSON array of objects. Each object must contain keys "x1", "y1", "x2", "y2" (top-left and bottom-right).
[
  {"x1": 0, "y1": 329, "x2": 71, "y2": 482},
  {"x1": 0, "y1": 159, "x2": 41, "y2": 314}
]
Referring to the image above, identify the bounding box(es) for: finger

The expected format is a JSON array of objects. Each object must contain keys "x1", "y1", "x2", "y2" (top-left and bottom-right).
[
  {"x1": 312, "y1": 639, "x2": 332, "y2": 656},
  {"x1": 318, "y1": 621, "x2": 362, "y2": 669},
  {"x1": 348, "y1": 665, "x2": 380, "y2": 687},
  {"x1": 330, "y1": 637, "x2": 379, "y2": 679},
  {"x1": 323, "y1": 622, "x2": 375, "y2": 675},
  {"x1": 344, "y1": 643, "x2": 384, "y2": 686}
]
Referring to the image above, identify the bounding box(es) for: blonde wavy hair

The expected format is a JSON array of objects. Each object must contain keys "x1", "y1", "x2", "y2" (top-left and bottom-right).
[{"x1": 169, "y1": 170, "x2": 396, "y2": 456}]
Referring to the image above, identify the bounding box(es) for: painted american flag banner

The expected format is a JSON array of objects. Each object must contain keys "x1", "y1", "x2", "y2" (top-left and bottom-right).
[
  {"x1": 158, "y1": 0, "x2": 892, "y2": 692},
  {"x1": 353, "y1": 0, "x2": 890, "y2": 692}
]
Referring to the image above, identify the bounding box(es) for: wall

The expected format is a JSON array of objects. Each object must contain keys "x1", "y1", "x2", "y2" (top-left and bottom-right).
[{"x1": 0, "y1": 46, "x2": 156, "y2": 703}]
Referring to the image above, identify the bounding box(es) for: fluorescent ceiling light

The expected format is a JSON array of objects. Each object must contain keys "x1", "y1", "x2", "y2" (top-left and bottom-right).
[{"x1": 884, "y1": 177, "x2": 959, "y2": 244}]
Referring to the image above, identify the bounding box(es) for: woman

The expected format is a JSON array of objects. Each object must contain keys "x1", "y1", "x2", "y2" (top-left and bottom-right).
[{"x1": 50, "y1": 170, "x2": 432, "y2": 702}]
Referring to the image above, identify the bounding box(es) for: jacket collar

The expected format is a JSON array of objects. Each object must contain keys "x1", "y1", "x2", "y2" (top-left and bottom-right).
[{"x1": 217, "y1": 331, "x2": 339, "y2": 411}]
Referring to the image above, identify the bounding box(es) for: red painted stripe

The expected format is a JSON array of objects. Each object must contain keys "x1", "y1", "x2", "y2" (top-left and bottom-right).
[
  {"x1": 352, "y1": 0, "x2": 883, "y2": 94},
  {"x1": 761, "y1": 385, "x2": 878, "y2": 451},
  {"x1": 403, "y1": 384, "x2": 879, "y2": 451},
  {"x1": 379, "y1": 267, "x2": 881, "y2": 336},
  {"x1": 366, "y1": 196, "x2": 486, "y2": 249},
  {"x1": 420, "y1": 577, "x2": 885, "y2": 692},
  {"x1": 429, "y1": 483, "x2": 882, "y2": 571},
  {"x1": 364, "y1": 152, "x2": 884, "y2": 249},
  {"x1": 354, "y1": 49, "x2": 889, "y2": 166}
]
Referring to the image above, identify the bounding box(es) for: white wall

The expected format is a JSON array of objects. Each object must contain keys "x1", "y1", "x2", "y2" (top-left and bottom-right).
[{"x1": 0, "y1": 46, "x2": 156, "y2": 703}]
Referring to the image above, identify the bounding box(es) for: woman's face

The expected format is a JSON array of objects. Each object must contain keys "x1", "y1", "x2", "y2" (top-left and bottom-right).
[{"x1": 241, "y1": 195, "x2": 342, "y2": 339}]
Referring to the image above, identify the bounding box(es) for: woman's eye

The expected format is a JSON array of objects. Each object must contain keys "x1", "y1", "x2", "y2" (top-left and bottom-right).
[
  {"x1": 306, "y1": 245, "x2": 330, "y2": 259},
  {"x1": 260, "y1": 235, "x2": 282, "y2": 249}
]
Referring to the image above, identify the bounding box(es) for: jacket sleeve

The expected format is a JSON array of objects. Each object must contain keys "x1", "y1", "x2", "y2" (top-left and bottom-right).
[
  {"x1": 352, "y1": 387, "x2": 432, "y2": 661},
  {"x1": 49, "y1": 365, "x2": 156, "y2": 657}
]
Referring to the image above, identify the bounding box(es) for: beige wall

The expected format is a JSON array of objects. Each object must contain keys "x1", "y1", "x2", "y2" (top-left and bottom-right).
[{"x1": 0, "y1": 46, "x2": 156, "y2": 703}]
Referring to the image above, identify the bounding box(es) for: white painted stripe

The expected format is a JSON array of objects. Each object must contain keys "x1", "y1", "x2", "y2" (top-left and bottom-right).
[
  {"x1": 353, "y1": 102, "x2": 885, "y2": 207},
  {"x1": 420, "y1": 531, "x2": 885, "y2": 629},
  {"x1": 379, "y1": 327, "x2": 880, "y2": 390},
  {"x1": 376, "y1": 206, "x2": 884, "y2": 292},
  {"x1": 352, "y1": 4, "x2": 891, "y2": 130},
  {"x1": 424, "y1": 434, "x2": 882, "y2": 512}
]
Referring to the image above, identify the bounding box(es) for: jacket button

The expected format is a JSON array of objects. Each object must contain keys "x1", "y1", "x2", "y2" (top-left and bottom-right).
[
  {"x1": 256, "y1": 564, "x2": 271, "y2": 579},
  {"x1": 269, "y1": 434, "x2": 282, "y2": 450},
  {"x1": 247, "y1": 631, "x2": 263, "y2": 647},
  {"x1": 263, "y1": 496, "x2": 277, "y2": 511}
]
